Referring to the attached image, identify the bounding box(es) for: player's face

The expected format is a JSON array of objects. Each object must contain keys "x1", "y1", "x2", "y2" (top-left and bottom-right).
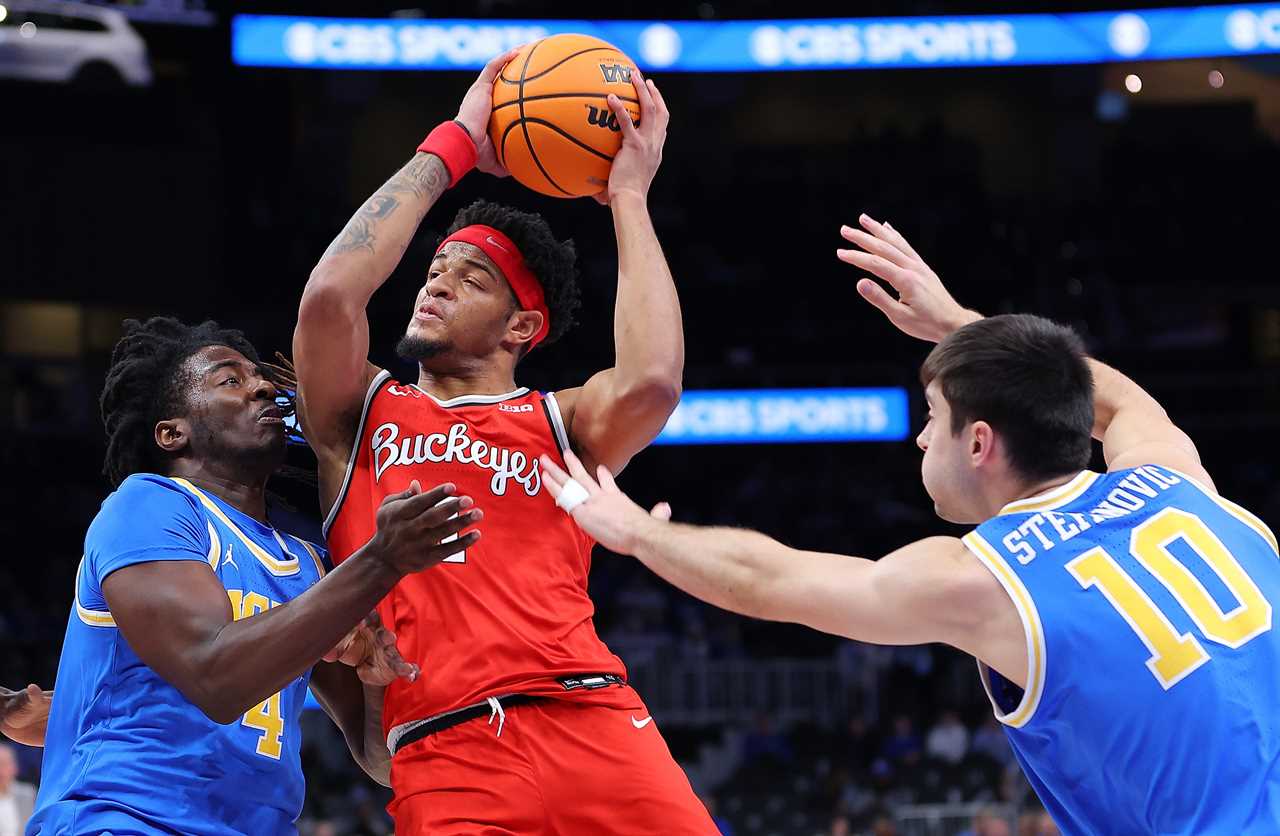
[
  {"x1": 917, "y1": 381, "x2": 983, "y2": 524},
  {"x1": 401, "y1": 242, "x2": 520, "y2": 361},
  {"x1": 180, "y1": 345, "x2": 286, "y2": 468}
]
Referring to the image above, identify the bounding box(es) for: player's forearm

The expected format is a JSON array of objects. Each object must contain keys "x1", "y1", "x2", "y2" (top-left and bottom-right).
[
  {"x1": 304, "y1": 152, "x2": 451, "y2": 310},
  {"x1": 629, "y1": 520, "x2": 796, "y2": 620},
  {"x1": 607, "y1": 191, "x2": 684, "y2": 406},
  {"x1": 193, "y1": 553, "x2": 401, "y2": 723},
  {"x1": 359, "y1": 683, "x2": 391, "y2": 786}
]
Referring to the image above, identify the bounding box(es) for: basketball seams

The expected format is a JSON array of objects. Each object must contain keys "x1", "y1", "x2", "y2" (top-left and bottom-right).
[
  {"x1": 492, "y1": 92, "x2": 640, "y2": 114},
  {"x1": 522, "y1": 118, "x2": 616, "y2": 162},
  {"x1": 516, "y1": 39, "x2": 573, "y2": 196},
  {"x1": 498, "y1": 45, "x2": 622, "y2": 85}
]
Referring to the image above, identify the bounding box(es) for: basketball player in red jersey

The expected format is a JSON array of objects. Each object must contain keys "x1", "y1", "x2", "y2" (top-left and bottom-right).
[{"x1": 293, "y1": 51, "x2": 716, "y2": 834}]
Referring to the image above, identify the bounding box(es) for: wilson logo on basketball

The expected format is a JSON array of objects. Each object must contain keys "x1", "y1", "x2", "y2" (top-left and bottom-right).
[
  {"x1": 585, "y1": 105, "x2": 622, "y2": 132},
  {"x1": 598, "y1": 63, "x2": 632, "y2": 84}
]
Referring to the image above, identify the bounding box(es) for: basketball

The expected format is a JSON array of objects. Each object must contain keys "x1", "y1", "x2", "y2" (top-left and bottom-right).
[{"x1": 489, "y1": 34, "x2": 640, "y2": 198}]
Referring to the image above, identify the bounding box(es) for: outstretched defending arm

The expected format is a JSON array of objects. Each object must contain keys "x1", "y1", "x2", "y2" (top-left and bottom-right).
[
  {"x1": 555, "y1": 73, "x2": 682, "y2": 475},
  {"x1": 294, "y1": 50, "x2": 517, "y2": 465},
  {"x1": 836, "y1": 213, "x2": 1213, "y2": 489},
  {"x1": 538, "y1": 452, "x2": 1025, "y2": 684}
]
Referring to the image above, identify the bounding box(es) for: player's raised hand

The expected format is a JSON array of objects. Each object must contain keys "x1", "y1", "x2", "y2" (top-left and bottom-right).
[
  {"x1": 596, "y1": 70, "x2": 669, "y2": 205},
  {"x1": 837, "y1": 214, "x2": 980, "y2": 343},
  {"x1": 456, "y1": 47, "x2": 521, "y2": 178},
  {"x1": 538, "y1": 451, "x2": 671, "y2": 554},
  {"x1": 368, "y1": 480, "x2": 482, "y2": 576},
  {"x1": 1, "y1": 683, "x2": 52, "y2": 747},
  {"x1": 324, "y1": 612, "x2": 420, "y2": 686}
]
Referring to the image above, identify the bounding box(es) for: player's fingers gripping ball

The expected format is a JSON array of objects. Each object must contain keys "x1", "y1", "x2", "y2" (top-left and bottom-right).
[{"x1": 489, "y1": 34, "x2": 641, "y2": 198}]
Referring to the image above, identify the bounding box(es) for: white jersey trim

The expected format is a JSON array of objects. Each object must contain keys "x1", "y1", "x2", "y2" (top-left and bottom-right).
[
  {"x1": 963, "y1": 530, "x2": 1047, "y2": 729},
  {"x1": 543, "y1": 391, "x2": 571, "y2": 454},
  {"x1": 409, "y1": 384, "x2": 530, "y2": 408},
  {"x1": 74, "y1": 558, "x2": 117, "y2": 628},
  {"x1": 323, "y1": 369, "x2": 393, "y2": 540}
]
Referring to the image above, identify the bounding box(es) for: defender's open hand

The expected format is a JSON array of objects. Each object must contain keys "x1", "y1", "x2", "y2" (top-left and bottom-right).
[
  {"x1": 538, "y1": 451, "x2": 670, "y2": 555},
  {"x1": 837, "y1": 213, "x2": 979, "y2": 343}
]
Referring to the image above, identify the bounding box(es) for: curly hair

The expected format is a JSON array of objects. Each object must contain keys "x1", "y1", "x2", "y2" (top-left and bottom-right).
[
  {"x1": 100, "y1": 317, "x2": 262, "y2": 487},
  {"x1": 443, "y1": 199, "x2": 582, "y2": 347}
]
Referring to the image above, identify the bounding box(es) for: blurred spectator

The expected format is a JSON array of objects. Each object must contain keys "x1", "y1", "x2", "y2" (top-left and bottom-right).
[
  {"x1": 742, "y1": 714, "x2": 793, "y2": 767},
  {"x1": 0, "y1": 743, "x2": 35, "y2": 836},
  {"x1": 700, "y1": 793, "x2": 735, "y2": 836},
  {"x1": 1017, "y1": 809, "x2": 1060, "y2": 836},
  {"x1": 925, "y1": 710, "x2": 969, "y2": 765},
  {"x1": 879, "y1": 715, "x2": 922, "y2": 767},
  {"x1": 960, "y1": 806, "x2": 1013, "y2": 836},
  {"x1": 869, "y1": 812, "x2": 898, "y2": 836},
  {"x1": 971, "y1": 716, "x2": 1015, "y2": 768},
  {"x1": 824, "y1": 813, "x2": 851, "y2": 836}
]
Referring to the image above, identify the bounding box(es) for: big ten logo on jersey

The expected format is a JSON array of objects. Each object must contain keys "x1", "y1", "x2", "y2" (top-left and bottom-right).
[
  {"x1": 227, "y1": 589, "x2": 286, "y2": 759},
  {"x1": 370, "y1": 421, "x2": 541, "y2": 497},
  {"x1": 499, "y1": 402, "x2": 534, "y2": 413}
]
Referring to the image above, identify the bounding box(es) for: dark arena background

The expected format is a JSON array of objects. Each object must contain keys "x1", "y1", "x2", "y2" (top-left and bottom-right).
[{"x1": 3, "y1": 1, "x2": 1279, "y2": 834}]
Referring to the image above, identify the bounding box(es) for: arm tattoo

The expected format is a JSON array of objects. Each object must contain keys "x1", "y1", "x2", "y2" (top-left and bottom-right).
[{"x1": 322, "y1": 153, "x2": 450, "y2": 258}]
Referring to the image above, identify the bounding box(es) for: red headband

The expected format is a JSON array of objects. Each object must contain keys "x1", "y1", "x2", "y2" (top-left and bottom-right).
[{"x1": 435, "y1": 225, "x2": 550, "y2": 350}]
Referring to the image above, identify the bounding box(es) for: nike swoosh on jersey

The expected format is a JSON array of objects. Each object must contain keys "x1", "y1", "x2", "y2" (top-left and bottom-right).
[{"x1": 631, "y1": 715, "x2": 653, "y2": 729}]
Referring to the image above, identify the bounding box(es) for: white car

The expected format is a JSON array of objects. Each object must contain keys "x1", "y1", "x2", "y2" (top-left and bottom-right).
[{"x1": 0, "y1": 0, "x2": 151, "y2": 86}]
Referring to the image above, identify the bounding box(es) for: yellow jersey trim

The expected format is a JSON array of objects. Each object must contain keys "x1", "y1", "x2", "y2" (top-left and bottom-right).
[
  {"x1": 998, "y1": 471, "x2": 1100, "y2": 516},
  {"x1": 296, "y1": 538, "x2": 327, "y2": 579},
  {"x1": 74, "y1": 558, "x2": 117, "y2": 628},
  {"x1": 1162, "y1": 467, "x2": 1279, "y2": 557},
  {"x1": 962, "y1": 531, "x2": 1047, "y2": 728},
  {"x1": 169, "y1": 478, "x2": 300, "y2": 577}
]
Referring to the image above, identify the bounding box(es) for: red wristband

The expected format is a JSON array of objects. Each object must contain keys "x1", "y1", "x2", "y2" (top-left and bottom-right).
[{"x1": 417, "y1": 121, "x2": 477, "y2": 188}]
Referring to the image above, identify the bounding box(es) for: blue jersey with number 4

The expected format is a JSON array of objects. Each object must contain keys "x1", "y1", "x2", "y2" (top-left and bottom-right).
[
  {"x1": 29, "y1": 474, "x2": 330, "y2": 836},
  {"x1": 963, "y1": 465, "x2": 1280, "y2": 835}
]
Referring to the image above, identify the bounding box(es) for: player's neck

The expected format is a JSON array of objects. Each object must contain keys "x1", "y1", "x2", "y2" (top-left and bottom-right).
[
  {"x1": 416, "y1": 362, "x2": 519, "y2": 402},
  {"x1": 999, "y1": 471, "x2": 1084, "y2": 513},
  {"x1": 170, "y1": 465, "x2": 271, "y2": 523}
]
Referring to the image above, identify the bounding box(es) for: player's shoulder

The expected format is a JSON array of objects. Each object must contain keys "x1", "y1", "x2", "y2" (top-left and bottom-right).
[
  {"x1": 98, "y1": 473, "x2": 203, "y2": 520},
  {"x1": 88, "y1": 473, "x2": 207, "y2": 551}
]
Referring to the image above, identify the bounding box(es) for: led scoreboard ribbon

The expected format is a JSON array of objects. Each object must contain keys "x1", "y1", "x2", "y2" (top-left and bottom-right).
[{"x1": 234, "y1": 5, "x2": 1280, "y2": 72}]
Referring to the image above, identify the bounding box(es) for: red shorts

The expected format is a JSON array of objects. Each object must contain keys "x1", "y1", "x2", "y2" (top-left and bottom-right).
[{"x1": 388, "y1": 692, "x2": 718, "y2": 835}]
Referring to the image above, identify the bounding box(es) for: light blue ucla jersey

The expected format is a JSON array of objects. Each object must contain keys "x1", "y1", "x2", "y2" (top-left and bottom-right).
[
  {"x1": 29, "y1": 474, "x2": 330, "y2": 836},
  {"x1": 964, "y1": 465, "x2": 1280, "y2": 835}
]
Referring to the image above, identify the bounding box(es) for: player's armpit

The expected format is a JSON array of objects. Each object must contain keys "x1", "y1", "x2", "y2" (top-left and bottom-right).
[
  {"x1": 1090, "y1": 358, "x2": 1215, "y2": 490},
  {"x1": 768, "y1": 536, "x2": 1026, "y2": 683},
  {"x1": 1107, "y1": 440, "x2": 1214, "y2": 492},
  {"x1": 555, "y1": 369, "x2": 681, "y2": 475}
]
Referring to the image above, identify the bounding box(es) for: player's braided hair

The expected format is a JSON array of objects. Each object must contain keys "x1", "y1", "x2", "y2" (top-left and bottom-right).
[
  {"x1": 443, "y1": 199, "x2": 582, "y2": 346},
  {"x1": 100, "y1": 317, "x2": 263, "y2": 487}
]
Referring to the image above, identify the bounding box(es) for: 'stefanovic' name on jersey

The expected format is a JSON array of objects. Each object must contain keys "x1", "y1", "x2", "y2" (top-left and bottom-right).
[{"x1": 964, "y1": 465, "x2": 1280, "y2": 835}]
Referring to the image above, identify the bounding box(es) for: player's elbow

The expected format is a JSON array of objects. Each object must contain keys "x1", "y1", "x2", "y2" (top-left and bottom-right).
[
  {"x1": 298, "y1": 269, "x2": 365, "y2": 327},
  {"x1": 195, "y1": 697, "x2": 244, "y2": 726},
  {"x1": 616, "y1": 373, "x2": 682, "y2": 420},
  {"x1": 185, "y1": 680, "x2": 258, "y2": 725}
]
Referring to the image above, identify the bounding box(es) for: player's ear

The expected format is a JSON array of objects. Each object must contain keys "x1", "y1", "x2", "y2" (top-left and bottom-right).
[
  {"x1": 969, "y1": 420, "x2": 995, "y2": 466},
  {"x1": 155, "y1": 418, "x2": 191, "y2": 456},
  {"x1": 506, "y1": 309, "x2": 544, "y2": 348}
]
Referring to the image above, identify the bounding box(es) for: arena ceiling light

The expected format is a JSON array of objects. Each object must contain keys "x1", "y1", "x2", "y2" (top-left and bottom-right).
[{"x1": 232, "y1": 4, "x2": 1280, "y2": 72}]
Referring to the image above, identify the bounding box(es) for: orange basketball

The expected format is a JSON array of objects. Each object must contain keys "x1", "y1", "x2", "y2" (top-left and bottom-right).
[{"x1": 489, "y1": 34, "x2": 640, "y2": 198}]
